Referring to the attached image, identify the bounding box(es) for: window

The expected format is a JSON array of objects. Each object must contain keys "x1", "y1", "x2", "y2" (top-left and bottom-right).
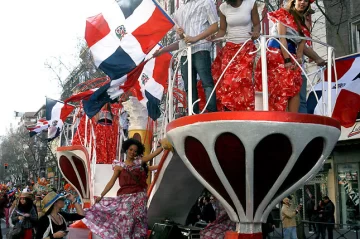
[
  {"x1": 350, "y1": 20, "x2": 360, "y2": 53},
  {"x1": 170, "y1": 0, "x2": 175, "y2": 15}
]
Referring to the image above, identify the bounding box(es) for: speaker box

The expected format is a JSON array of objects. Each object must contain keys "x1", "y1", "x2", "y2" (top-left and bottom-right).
[
  {"x1": 149, "y1": 222, "x2": 183, "y2": 239},
  {"x1": 178, "y1": 225, "x2": 201, "y2": 239}
]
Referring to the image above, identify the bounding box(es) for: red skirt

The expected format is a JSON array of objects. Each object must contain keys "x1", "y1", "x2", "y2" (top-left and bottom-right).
[
  {"x1": 254, "y1": 47, "x2": 302, "y2": 111},
  {"x1": 211, "y1": 41, "x2": 257, "y2": 111}
]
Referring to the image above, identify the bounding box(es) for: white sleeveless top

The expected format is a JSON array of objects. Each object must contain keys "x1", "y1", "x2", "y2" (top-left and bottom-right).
[{"x1": 219, "y1": 0, "x2": 256, "y2": 44}]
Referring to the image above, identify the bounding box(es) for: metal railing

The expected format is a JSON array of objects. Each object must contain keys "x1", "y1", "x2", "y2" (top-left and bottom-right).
[{"x1": 166, "y1": 35, "x2": 337, "y2": 122}]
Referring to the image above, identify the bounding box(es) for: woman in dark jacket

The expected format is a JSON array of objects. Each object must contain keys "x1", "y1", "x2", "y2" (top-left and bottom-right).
[
  {"x1": 201, "y1": 197, "x2": 216, "y2": 223},
  {"x1": 186, "y1": 197, "x2": 203, "y2": 226},
  {"x1": 315, "y1": 200, "x2": 326, "y2": 239},
  {"x1": 11, "y1": 192, "x2": 38, "y2": 239}
]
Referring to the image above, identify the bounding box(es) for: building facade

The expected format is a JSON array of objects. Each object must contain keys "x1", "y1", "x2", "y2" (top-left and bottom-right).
[{"x1": 323, "y1": 0, "x2": 360, "y2": 57}]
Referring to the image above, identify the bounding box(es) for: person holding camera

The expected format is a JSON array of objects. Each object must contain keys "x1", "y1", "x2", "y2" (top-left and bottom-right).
[
  {"x1": 282, "y1": 197, "x2": 302, "y2": 239},
  {"x1": 35, "y1": 192, "x2": 84, "y2": 239}
]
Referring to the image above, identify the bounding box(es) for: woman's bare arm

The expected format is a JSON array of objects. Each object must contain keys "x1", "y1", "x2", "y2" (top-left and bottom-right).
[
  {"x1": 277, "y1": 22, "x2": 290, "y2": 59},
  {"x1": 141, "y1": 147, "x2": 163, "y2": 163},
  {"x1": 215, "y1": 11, "x2": 227, "y2": 39}
]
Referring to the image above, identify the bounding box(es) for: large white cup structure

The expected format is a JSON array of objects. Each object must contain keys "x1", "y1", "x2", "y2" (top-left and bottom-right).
[{"x1": 166, "y1": 111, "x2": 341, "y2": 236}]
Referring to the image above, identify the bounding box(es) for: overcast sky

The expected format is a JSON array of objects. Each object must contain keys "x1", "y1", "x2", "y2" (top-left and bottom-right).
[{"x1": 0, "y1": 0, "x2": 108, "y2": 135}]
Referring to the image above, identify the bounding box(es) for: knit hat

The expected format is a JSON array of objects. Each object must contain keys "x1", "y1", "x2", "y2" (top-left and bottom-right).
[{"x1": 42, "y1": 192, "x2": 66, "y2": 213}]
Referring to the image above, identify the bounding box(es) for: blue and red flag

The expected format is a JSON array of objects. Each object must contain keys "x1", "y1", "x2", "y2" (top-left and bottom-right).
[
  {"x1": 307, "y1": 53, "x2": 360, "y2": 128},
  {"x1": 83, "y1": 0, "x2": 174, "y2": 120}
]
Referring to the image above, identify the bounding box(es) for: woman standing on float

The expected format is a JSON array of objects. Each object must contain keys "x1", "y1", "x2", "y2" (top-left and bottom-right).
[
  {"x1": 255, "y1": 0, "x2": 315, "y2": 112},
  {"x1": 83, "y1": 138, "x2": 164, "y2": 239},
  {"x1": 210, "y1": 0, "x2": 260, "y2": 111}
]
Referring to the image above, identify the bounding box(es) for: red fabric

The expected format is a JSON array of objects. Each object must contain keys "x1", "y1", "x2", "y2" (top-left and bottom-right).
[
  {"x1": 64, "y1": 89, "x2": 97, "y2": 103},
  {"x1": 21, "y1": 229, "x2": 33, "y2": 239},
  {"x1": 326, "y1": 57, "x2": 355, "y2": 82},
  {"x1": 332, "y1": 89, "x2": 360, "y2": 128},
  {"x1": 254, "y1": 47, "x2": 302, "y2": 111},
  {"x1": 268, "y1": 8, "x2": 311, "y2": 39},
  {"x1": 85, "y1": 14, "x2": 111, "y2": 48},
  {"x1": 211, "y1": 42, "x2": 257, "y2": 111},
  {"x1": 225, "y1": 232, "x2": 263, "y2": 239},
  {"x1": 60, "y1": 104, "x2": 76, "y2": 122},
  {"x1": 70, "y1": 220, "x2": 89, "y2": 229},
  {"x1": 132, "y1": 7, "x2": 175, "y2": 54},
  {"x1": 117, "y1": 165, "x2": 147, "y2": 196},
  {"x1": 72, "y1": 106, "x2": 120, "y2": 164},
  {"x1": 5, "y1": 208, "x2": 9, "y2": 227}
]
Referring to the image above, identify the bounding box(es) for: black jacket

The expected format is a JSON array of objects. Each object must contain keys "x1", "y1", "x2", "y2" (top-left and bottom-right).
[
  {"x1": 0, "y1": 196, "x2": 7, "y2": 218},
  {"x1": 201, "y1": 203, "x2": 216, "y2": 223},
  {"x1": 323, "y1": 200, "x2": 335, "y2": 223},
  {"x1": 262, "y1": 213, "x2": 274, "y2": 235}
]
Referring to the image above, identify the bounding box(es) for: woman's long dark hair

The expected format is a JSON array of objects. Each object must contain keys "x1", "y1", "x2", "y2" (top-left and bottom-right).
[
  {"x1": 17, "y1": 198, "x2": 33, "y2": 213},
  {"x1": 44, "y1": 205, "x2": 54, "y2": 217},
  {"x1": 286, "y1": 0, "x2": 310, "y2": 36}
]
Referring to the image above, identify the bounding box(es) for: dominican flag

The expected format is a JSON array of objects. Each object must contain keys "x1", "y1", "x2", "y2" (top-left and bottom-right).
[
  {"x1": 83, "y1": 0, "x2": 174, "y2": 119},
  {"x1": 46, "y1": 98, "x2": 75, "y2": 141},
  {"x1": 307, "y1": 53, "x2": 360, "y2": 128},
  {"x1": 83, "y1": 44, "x2": 172, "y2": 120},
  {"x1": 132, "y1": 45, "x2": 172, "y2": 120},
  {"x1": 27, "y1": 119, "x2": 49, "y2": 138},
  {"x1": 46, "y1": 98, "x2": 75, "y2": 122}
]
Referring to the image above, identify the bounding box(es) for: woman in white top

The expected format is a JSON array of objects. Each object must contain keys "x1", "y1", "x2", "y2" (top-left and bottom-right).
[{"x1": 209, "y1": 0, "x2": 260, "y2": 111}]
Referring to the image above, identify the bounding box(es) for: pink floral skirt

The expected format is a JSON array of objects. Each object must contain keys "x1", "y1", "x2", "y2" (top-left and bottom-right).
[
  {"x1": 200, "y1": 209, "x2": 236, "y2": 239},
  {"x1": 83, "y1": 191, "x2": 147, "y2": 239}
]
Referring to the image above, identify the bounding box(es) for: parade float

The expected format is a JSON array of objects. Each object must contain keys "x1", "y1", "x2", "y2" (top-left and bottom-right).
[
  {"x1": 50, "y1": 32, "x2": 346, "y2": 239},
  {"x1": 47, "y1": 0, "x2": 354, "y2": 238}
]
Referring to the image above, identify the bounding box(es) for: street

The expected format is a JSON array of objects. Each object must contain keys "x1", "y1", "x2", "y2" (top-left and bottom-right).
[
  {"x1": 0, "y1": 219, "x2": 9, "y2": 239},
  {"x1": 271, "y1": 227, "x2": 360, "y2": 239}
]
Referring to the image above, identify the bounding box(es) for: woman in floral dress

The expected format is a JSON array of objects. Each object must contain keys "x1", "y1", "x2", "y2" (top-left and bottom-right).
[
  {"x1": 200, "y1": 203, "x2": 236, "y2": 239},
  {"x1": 209, "y1": 0, "x2": 260, "y2": 111},
  {"x1": 255, "y1": 0, "x2": 315, "y2": 112},
  {"x1": 83, "y1": 138, "x2": 164, "y2": 239}
]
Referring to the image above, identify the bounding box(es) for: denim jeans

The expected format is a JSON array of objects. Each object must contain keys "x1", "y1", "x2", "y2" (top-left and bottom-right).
[
  {"x1": 181, "y1": 51, "x2": 217, "y2": 113},
  {"x1": 283, "y1": 226, "x2": 297, "y2": 239},
  {"x1": 299, "y1": 74, "x2": 307, "y2": 113}
]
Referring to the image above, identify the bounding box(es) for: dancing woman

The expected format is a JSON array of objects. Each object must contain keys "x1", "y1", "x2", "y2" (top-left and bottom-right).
[
  {"x1": 83, "y1": 138, "x2": 165, "y2": 239},
  {"x1": 255, "y1": 0, "x2": 323, "y2": 112},
  {"x1": 210, "y1": 0, "x2": 260, "y2": 111}
]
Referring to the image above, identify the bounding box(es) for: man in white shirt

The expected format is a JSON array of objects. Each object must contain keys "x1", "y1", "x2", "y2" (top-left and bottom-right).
[
  {"x1": 156, "y1": 0, "x2": 219, "y2": 113},
  {"x1": 175, "y1": 0, "x2": 219, "y2": 113}
]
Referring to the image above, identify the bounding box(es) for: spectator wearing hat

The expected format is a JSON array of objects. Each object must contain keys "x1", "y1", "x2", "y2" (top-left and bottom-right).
[
  {"x1": 11, "y1": 192, "x2": 38, "y2": 239},
  {"x1": 282, "y1": 197, "x2": 302, "y2": 239},
  {"x1": 35, "y1": 192, "x2": 84, "y2": 239},
  {"x1": 34, "y1": 194, "x2": 44, "y2": 219}
]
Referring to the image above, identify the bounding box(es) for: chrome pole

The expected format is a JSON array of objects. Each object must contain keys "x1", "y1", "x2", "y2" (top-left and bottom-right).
[
  {"x1": 187, "y1": 45, "x2": 193, "y2": 115},
  {"x1": 168, "y1": 56, "x2": 174, "y2": 122},
  {"x1": 327, "y1": 47, "x2": 334, "y2": 117},
  {"x1": 260, "y1": 36, "x2": 269, "y2": 111}
]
